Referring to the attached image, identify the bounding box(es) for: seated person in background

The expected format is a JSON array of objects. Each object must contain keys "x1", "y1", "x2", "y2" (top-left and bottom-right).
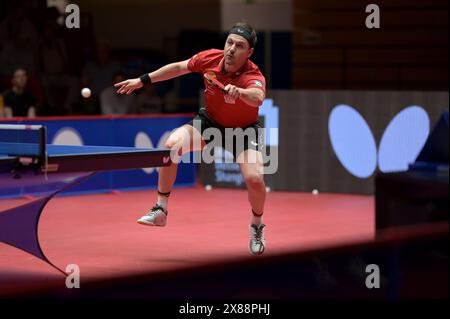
[
  {"x1": 100, "y1": 72, "x2": 136, "y2": 115},
  {"x1": 136, "y1": 84, "x2": 163, "y2": 114},
  {"x1": 2, "y1": 67, "x2": 36, "y2": 117}
]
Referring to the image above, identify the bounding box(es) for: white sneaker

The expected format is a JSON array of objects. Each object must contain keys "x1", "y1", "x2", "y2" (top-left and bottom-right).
[
  {"x1": 249, "y1": 224, "x2": 266, "y2": 255},
  {"x1": 137, "y1": 205, "x2": 168, "y2": 226}
]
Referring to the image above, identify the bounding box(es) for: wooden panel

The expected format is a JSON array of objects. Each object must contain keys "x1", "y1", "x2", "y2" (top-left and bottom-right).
[
  {"x1": 345, "y1": 48, "x2": 449, "y2": 66},
  {"x1": 293, "y1": 29, "x2": 449, "y2": 47},
  {"x1": 398, "y1": 83, "x2": 448, "y2": 90},
  {"x1": 344, "y1": 83, "x2": 403, "y2": 90},
  {"x1": 294, "y1": 10, "x2": 449, "y2": 29},
  {"x1": 294, "y1": 11, "x2": 362, "y2": 28},
  {"x1": 293, "y1": 0, "x2": 449, "y2": 11},
  {"x1": 400, "y1": 67, "x2": 449, "y2": 83},
  {"x1": 292, "y1": 70, "x2": 448, "y2": 89},
  {"x1": 346, "y1": 67, "x2": 399, "y2": 83},
  {"x1": 292, "y1": 82, "x2": 344, "y2": 89},
  {"x1": 292, "y1": 0, "x2": 449, "y2": 90},
  {"x1": 293, "y1": 66, "x2": 343, "y2": 83},
  {"x1": 292, "y1": 48, "x2": 344, "y2": 65}
]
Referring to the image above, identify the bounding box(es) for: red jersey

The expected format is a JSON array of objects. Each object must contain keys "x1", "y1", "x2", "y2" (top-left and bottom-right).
[{"x1": 187, "y1": 49, "x2": 266, "y2": 128}]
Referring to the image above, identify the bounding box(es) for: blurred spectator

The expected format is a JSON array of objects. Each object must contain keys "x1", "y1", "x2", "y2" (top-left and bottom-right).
[
  {"x1": 39, "y1": 18, "x2": 79, "y2": 114},
  {"x1": 0, "y1": 1, "x2": 44, "y2": 113},
  {"x1": 136, "y1": 84, "x2": 163, "y2": 114},
  {"x1": 0, "y1": 3, "x2": 39, "y2": 76},
  {"x1": 83, "y1": 41, "x2": 122, "y2": 99},
  {"x1": 100, "y1": 72, "x2": 136, "y2": 115},
  {"x1": 0, "y1": 93, "x2": 4, "y2": 117},
  {"x1": 80, "y1": 41, "x2": 122, "y2": 114},
  {"x1": 2, "y1": 67, "x2": 36, "y2": 118}
]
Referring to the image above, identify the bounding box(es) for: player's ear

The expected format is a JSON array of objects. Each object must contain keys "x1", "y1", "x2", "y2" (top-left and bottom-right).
[{"x1": 248, "y1": 47, "x2": 254, "y2": 58}]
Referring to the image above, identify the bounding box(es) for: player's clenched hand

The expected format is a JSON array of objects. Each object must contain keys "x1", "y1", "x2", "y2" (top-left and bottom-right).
[
  {"x1": 224, "y1": 84, "x2": 241, "y2": 100},
  {"x1": 114, "y1": 78, "x2": 143, "y2": 95}
]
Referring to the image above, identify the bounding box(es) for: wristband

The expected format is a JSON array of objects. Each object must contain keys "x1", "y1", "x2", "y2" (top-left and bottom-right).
[{"x1": 139, "y1": 73, "x2": 151, "y2": 85}]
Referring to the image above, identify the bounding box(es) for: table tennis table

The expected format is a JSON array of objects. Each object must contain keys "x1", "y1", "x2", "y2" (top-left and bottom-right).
[
  {"x1": 0, "y1": 144, "x2": 171, "y2": 188},
  {"x1": 0, "y1": 143, "x2": 171, "y2": 175},
  {"x1": 0, "y1": 124, "x2": 171, "y2": 274}
]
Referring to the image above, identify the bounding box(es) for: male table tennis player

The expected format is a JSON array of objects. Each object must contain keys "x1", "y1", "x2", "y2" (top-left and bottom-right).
[{"x1": 115, "y1": 22, "x2": 267, "y2": 255}]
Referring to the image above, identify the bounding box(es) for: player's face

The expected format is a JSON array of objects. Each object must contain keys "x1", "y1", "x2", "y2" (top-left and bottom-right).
[{"x1": 224, "y1": 34, "x2": 254, "y2": 73}]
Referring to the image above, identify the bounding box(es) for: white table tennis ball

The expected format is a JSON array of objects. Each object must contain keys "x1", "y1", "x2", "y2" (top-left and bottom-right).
[
  {"x1": 312, "y1": 189, "x2": 319, "y2": 195},
  {"x1": 205, "y1": 184, "x2": 212, "y2": 191},
  {"x1": 265, "y1": 186, "x2": 271, "y2": 192},
  {"x1": 81, "y1": 87, "x2": 91, "y2": 98}
]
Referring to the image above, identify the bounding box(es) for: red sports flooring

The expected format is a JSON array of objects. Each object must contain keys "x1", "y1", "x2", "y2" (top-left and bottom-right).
[{"x1": 0, "y1": 186, "x2": 374, "y2": 296}]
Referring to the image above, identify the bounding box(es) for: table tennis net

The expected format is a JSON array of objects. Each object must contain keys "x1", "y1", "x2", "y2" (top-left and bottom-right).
[{"x1": 0, "y1": 124, "x2": 46, "y2": 158}]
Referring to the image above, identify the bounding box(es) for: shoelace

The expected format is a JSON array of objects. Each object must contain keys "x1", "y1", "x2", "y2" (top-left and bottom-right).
[
  {"x1": 252, "y1": 225, "x2": 264, "y2": 244},
  {"x1": 147, "y1": 205, "x2": 166, "y2": 217}
]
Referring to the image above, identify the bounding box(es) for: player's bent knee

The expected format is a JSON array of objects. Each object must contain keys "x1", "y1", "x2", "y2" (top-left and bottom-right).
[
  {"x1": 166, "y1": 140, "x2": 192, "y2": 159},
  {"x1": 166, "y1": 142, "x2": 182, "y2": 151},
  {"x1": 164, "y1": 141, "x2": 175, "y2": 149},
  {"x1": 165, "y1": 137, "x2": 183, "y2": 149},
  {"x1": 244, "y1": 174, "x2": 264, "y2": 189}
]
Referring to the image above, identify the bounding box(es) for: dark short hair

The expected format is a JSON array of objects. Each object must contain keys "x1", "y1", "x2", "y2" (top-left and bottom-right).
[
  {"x1": 12, "y1": 66, "x2": 27, "y2": 77},
  {"x1": 229, "y1": 22, "x2": 257, "y2": 48}
]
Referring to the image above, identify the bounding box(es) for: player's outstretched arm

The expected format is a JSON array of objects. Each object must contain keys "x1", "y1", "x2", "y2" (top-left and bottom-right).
[{"x1": 115, "y1": 59, "x2": 191, "y2": 95}]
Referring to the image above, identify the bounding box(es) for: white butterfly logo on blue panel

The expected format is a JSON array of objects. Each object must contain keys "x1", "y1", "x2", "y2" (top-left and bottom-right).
[{"x1": 328, "y1": 105, "x2": 430, "y2": 178}]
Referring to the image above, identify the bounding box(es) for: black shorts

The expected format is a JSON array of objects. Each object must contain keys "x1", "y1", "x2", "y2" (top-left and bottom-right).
[{"x1": 187, "y1": 108, "x2": 264, "y2": 159}]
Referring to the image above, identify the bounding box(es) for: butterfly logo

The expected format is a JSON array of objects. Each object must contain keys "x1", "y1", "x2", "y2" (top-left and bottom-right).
[
  {"x1": 254, "y1": 80, "x2": 263, "y2": 87},
  {"x1": 328, "y1": 105, "x2": 430, "y2": 178}
]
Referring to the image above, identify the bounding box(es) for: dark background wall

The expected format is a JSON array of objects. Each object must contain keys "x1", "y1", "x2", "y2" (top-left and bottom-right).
[{"x1": 292, "y1": 0, "x2": 449, "y2": 90}]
